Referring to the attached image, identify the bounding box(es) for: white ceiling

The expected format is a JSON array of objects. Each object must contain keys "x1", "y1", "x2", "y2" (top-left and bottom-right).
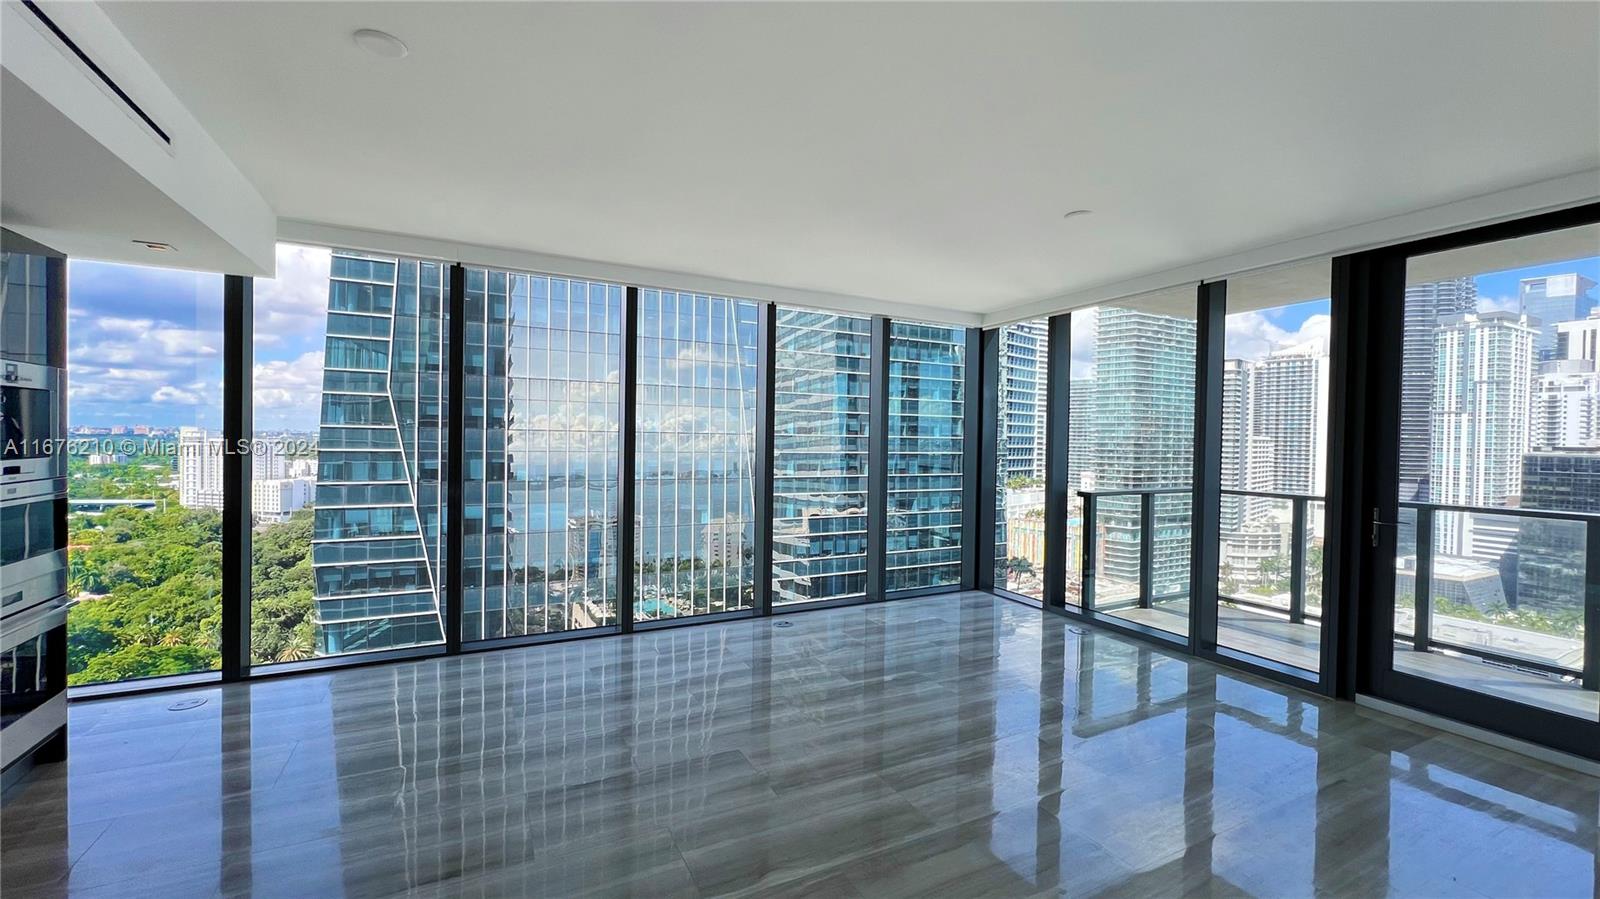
[
  {"x1": 0, "y1": 69, "x2": 237, "y2": 271},
  {"x1": 100, "y1": 1, "x2": 1600, "y2": 320}
]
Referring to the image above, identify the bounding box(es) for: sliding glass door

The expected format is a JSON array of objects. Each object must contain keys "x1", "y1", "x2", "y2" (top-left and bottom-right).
[{"x1": 1359, "y1": 210, "x2": 1599, "y2": 760}]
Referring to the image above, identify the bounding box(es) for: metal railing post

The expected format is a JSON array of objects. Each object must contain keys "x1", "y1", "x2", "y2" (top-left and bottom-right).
[
  {"x1": 1139, "y1": 491, "x2": 1155, "y2": 609},
  {"x1": 1081, "y1": 492, "x2": 1097, "y2": 611},
  {"x1": 1413, "y1": 505, "x2": 1433, "y2": 654},
  {"x1": 1289, "y1": 496, "x2": 1307, "y2": 624},
  {"x1": 1584, "y1": 520, "x2": 1598, "y2": 692}
]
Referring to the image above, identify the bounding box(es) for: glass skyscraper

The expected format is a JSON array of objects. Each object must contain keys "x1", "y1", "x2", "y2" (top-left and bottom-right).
[
  {"x1": 1091, "y1": 306, "x2": 1196, "y2": 599},
  {"x1": 886, "y1": 322, "x2": 966, "y2": 591},
  {"x1": 312, "y1": 251, "x2": 448, "y2": 655},
  {"x1": 1400, "y1": 277, "x2": 1477, "y2": 501},
  {"x1": 1520, "y1": 273, "x2": 1598, "y2": 359},
  {"x1": 461, "y1": 268, "x2": 623, "y2": 641},
  {"x1": 772, "y1": 310, "x2": 871, "y2": 604}
]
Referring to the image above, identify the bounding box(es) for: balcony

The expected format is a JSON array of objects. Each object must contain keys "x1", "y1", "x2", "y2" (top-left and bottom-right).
[{"x1": 1396, "y1": 500, "x2": 1598, "y2": 720}]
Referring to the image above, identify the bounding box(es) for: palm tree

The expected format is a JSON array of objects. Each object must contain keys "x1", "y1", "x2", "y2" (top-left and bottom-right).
[{"x1": 274, "y1": 632, "x2": 315, "y2": 662}]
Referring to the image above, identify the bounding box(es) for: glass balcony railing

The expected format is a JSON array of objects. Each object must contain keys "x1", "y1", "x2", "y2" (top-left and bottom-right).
[
  {"x1": 1218, "y1": 488, "x2": 1324, "y2": 624},
  {"x1": 1398, "y1": 500, "x2": 1597, "y2": 694},
  {"x1": 1078, "y1": 487, "x2": 1192, "y2": 638}
]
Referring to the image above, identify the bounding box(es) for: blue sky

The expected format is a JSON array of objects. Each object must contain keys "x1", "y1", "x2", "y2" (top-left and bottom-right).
[
  {"x1": 67, "y1": 259, "x2": 224, "y2": 430},
  {"x1": 67, "y1": 244, "x2": 330, "y2": 431},
  {"x1": 1473, "y1": 257, "x2": 1600, "y2": 312}
]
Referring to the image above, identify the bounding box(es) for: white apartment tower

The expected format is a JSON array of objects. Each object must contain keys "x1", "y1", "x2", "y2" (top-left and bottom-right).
[
  {"x1": 1532, "y1": 310, "x2": 1600, "y2": 450},
  {"x1": 1218, "y1": 341, "x2": 1330, "y2": 536},
  {"x1": 177, "y1": 427, "x2": 286, "y2": 510},
  {"x1": 1431, "y1": 312, "x2": 1537, "y2": 559}
]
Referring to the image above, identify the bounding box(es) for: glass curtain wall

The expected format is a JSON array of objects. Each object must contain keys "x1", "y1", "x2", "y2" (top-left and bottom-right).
[
  {"x1": 771, "y1": 309, "x2": 871, "y2": 605},
  {"x1": 462, "y1": 268, "x2": 622, "y2": 641},
  {"x1": 1214, "y1": 263, "x2": 1331, "y2": 673},
  {"x1": 249, "y1": 244, "x2": 449, "y2": 664},
  {"x1": 634, "y1": 290, "x2": 759, "y2": 621},
  {"x1": 993, "y1": 320, "x2": 1048, "y2": 600},
  {"x1": 1067, "y1": 291, "x2": 1197, "y2": 638},
  {"x1": 886, "y1": 322, "x2": 966, "y2": 591},
  {"x1": 62, "y1": 260, "x2": 224, "y2": 685},
  {"x1": 68, "y1": 247, "x2": 1013, "y2": 689}
]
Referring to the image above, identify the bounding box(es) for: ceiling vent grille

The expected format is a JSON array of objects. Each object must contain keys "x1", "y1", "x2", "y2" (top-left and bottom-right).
[{"x1": 20, "y1": 0, "x2": 171, "y2": 145}]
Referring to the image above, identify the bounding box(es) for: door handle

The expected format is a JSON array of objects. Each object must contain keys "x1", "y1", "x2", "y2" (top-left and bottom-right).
[{"x1": 1370, "y1": 506, "x2": 1398, "y2": 548}]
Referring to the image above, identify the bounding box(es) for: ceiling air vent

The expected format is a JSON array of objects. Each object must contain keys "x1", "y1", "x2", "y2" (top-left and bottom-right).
[{"x1": 19, "y1": 0, "x2": 171, "y2": 145}]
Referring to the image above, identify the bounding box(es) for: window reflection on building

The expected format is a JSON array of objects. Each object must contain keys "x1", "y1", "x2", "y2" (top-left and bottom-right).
[
  {"x1": 635, "y1": 290, "x2": 758, "y2": 620},
  {"x1": 462, "y1": 268, "x2": 622, "y2": 641},
  {"x1": 887, "y1": 322, "x2": 966, "y2": 591},
  {"x1": 772, "y1": 309, "x2": 871, "y2": 605}
]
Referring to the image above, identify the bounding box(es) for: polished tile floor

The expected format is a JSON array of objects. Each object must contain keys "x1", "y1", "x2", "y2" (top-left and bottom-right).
[{"x1": 4, "y1": 592, "x2": 1597, "y2": 898}]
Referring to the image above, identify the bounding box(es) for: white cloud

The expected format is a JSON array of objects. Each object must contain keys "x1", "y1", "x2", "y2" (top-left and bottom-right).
[
  {"x1": 1224, "y1": 310, "x2": 1330, "y2": 361},
  {"x1": 254, "y1": 244, "x2": 333, "y2": 348},
  {"x1": 1477, "y1": 293, "x2": 1519, "y2": 314},
  {"x1": 253, "y1": 349, "x2": 328, "y2": 430},
  {"x1": 253, "y1": 351, "x2": 325, "y2": 409},
  {"x1": 151, "y1": 384, "x2": 204, "y2": 405},
  {"x1": 1069, "y1": 307, "x2": 1097, "y2": 379}
]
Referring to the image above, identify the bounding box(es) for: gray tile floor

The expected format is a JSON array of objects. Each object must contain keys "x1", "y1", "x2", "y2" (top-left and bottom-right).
[{"x1": 3, "y1": 592, "x2": 1596, "y2": 898}]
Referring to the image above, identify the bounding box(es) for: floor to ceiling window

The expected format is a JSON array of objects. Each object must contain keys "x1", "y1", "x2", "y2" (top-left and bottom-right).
[
  {"x1": 462, "y1": 268, "x2": 621, "y2": 641},
  {"x1": 1067, "y1": 290, "x2": 1197, "y2": 638},
  {"x1": 62, "y1": 260, "x2": 225, "y2": 685},
  {"x1": 771, "y1": 309, "x2": 871, "y2": 606},
  {"x1": 886, "y1": 321, "x2": 966, "y2": 592},
  {"x1": 993, "y1": 320, "x2": 1048, "y2": 600},
  {"x1": 252, "y1": 245, "x2": 449, "y2": 663},
  {"x1": 1214, "y1": 263, "x2": 1331, "y2": 673},
  {"x1": 1391, "y1": 225, "x2": 1597, "y2": 719},
  {"x1": 634, "y1": 290, "x2": 759, "y2": 621}
]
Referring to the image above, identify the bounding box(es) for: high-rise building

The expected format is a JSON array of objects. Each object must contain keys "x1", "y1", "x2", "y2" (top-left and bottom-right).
[
  {"x1": 311, "y1": 252, "x2": 448, "y2": 655},
  {"x1": 1516, "y1": 450, "x2": 1600, "y2": 614},
  {"x1": 1519, "y1": 273, "x2": 1597, "y2": 359},
  {"x1": 772, "y1": 310, "x2": 871, "y2": 605},
  {"x1": 179, "y1": 426, "x2": 283, "y2": 510},
  {"x1": 1531, "y1": 359, "x2": 1599, "y2": 449},
  {"x1": 998, "y1": 320, "x2": 1047, "y2": 483},
  {"x1": 886, "y1": 321, "x2": 966, "y2": 591},
  {"x1": 463, "y1": 269, "x2": 624, "y2": 639},
  {"x1": 1431, "y1": 312, "x2": 1536, "y2": 561},
  {"x1": 1216, "y1": 340, "x2": 1328, "y2": 587},
  {"x1": 1401, "y1": 277, "x2": 1477, "y2": 500},
  {"x1": 1219, "y1": 358, "x2": 1252, "y2": 533},
  {"x1": 1091, "y1": 307, "x2": 1196, "y2": 596},
  {"x1": 1557, "y1": 310, "x2": 1600, "y2": 364},
  {"x1": 177, "y1": 427, "x2": 223, "y2": 509},
  {"x1": 565, "y1": 515, "x2": 619, "y2": 578},
  {"x1": 1249, "y1": 340, "x2": 1330, "y2": 496},
  {"x1": 1067, "y1": 377, "x2": 1094, "y2": 492}
]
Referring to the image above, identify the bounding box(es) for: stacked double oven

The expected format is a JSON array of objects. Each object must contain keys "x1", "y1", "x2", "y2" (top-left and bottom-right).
[{"x1": 0, "y1": 228, "x2": 69, "y2": 784}]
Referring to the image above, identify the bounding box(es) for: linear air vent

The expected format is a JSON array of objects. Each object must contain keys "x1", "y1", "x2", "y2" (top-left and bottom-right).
[{"x1": 19, "y1": 0, "x2": 172, "y2": 145}]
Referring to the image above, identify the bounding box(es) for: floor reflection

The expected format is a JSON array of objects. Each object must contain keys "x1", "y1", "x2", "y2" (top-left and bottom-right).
[{"x1": 0, "y1": 592, "x2": 1594, "y2": 897}]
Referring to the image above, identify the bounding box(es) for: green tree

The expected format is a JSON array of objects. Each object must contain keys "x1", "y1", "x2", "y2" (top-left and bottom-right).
[
  {"x1": 74, "y1": 644, "x2": 219, "y2": 685},
  {"x1": 249, "y1": 509, "x2": 316, "y2": 664}
]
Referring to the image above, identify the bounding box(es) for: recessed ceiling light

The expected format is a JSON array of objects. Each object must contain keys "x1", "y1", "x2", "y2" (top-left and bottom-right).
[
  {"x1": 1062, "y1": 209, "x2": 1093, "y2": 221},
  {"x1": 352, "y1": 28, "x2": 409, "y2": 59},
  {"x1": 133, "y1": 240, "x2": 175, "y2": 252}
]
